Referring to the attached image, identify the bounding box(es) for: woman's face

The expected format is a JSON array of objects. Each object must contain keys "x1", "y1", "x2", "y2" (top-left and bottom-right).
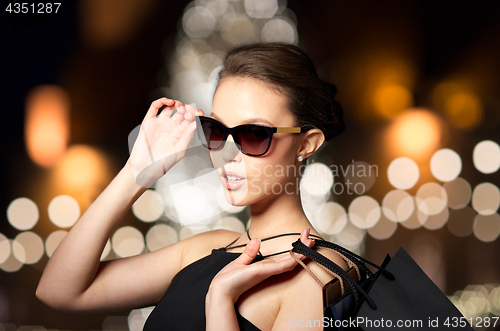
[{"x1": 209, "y1": 76, "x2": 302, "y2": 206}]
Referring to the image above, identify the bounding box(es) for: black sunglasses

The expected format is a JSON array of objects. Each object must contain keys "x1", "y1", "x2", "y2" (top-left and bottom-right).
[{"x1": 195, "y1": 116, "x2": 312, "y2": 157}]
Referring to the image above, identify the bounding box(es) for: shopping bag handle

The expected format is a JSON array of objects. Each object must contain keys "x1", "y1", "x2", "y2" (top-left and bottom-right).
[
  {"x1": 291, "y1": 239, "x2": 378, "y2": 310},
  {"x1": 314, "y1": 240, "x2": 395, "y2": 281},
  {"x1": 289, "y1": 249, "x2": 348, "y2": 296}
]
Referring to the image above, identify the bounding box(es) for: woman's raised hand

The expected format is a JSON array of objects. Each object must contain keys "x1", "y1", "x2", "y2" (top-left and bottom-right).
[
  {"x1": 207, "y1": 228, "x2": 315, "y2": 305},
  {"x1": 128, "y1": 97, "x2": 204, "y2": 188}
]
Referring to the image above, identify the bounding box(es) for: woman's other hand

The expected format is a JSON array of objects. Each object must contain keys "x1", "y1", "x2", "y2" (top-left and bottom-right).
[
  {"x1": 127, "y1": 97, "x2": 204, "y2": 187},
  {"x1": 207, "y1": 228, "x2": 315, "y2": 304}
]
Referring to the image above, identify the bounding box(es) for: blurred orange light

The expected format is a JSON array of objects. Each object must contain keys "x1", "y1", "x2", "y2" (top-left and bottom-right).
[
  {"x1": 432, "y1": 81, "x2": 483, "y2": 130},
  {"x1": 389, "y1": 109, "x2": 442, "y2": 160},
  {"x1": 25, "y1": 85, "x2": 70, "y2": 168},
  {"x1": 54, "y1": 145, "x2": 107, "y2": 191},
  {"x1": 432, "y1": 81, "x2": 463, "y2": 109},
  {"x1": 80, "y1": 0, "x2": 157, "y2": 48},
  {"x1": 444, "y1": 92, "x2": 483, "y2": 130},
  {"x1": 373, "y1": 84, "x2": 413, "y2": 119}
]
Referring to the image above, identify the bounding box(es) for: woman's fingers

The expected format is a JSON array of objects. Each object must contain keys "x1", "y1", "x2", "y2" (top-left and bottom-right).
[
  {"x1": 143, "y1": 97, "x2": 175, "y2": 121},
  {"x1": 158, "y1": 99, "x2": 186, "y2": 121},
  {"x1": 180, "y1": 104, "x2": 197, "y2": 128},
  {"x1": 249, "y1": 229, "x2": 317, "y2": 276},
  {"x1": 236, "y1": 238, "x2": 261, "y2": 265},
  {"x1": 285, "y1": 228, "x2": 315, "y2": 261}
]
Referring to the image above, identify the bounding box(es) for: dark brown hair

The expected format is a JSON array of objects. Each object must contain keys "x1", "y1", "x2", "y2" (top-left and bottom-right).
[{"x1": 216, "y1": 42, "x2": 345, "y2": 142}]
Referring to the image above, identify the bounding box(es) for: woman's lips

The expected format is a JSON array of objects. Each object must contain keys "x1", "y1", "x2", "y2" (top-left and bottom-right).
[
  {"x1": 221, "y1": 175, "x2": 246, "y2": 190},
  {"x1": 220, "y1": 170, "x2": 246, "y2": 190}
]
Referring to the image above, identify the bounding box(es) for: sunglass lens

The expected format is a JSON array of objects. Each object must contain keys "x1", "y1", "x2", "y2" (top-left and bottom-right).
[
  {"x1": 236, "y1": 126, "x2": 270, "y2": 156},
  {"x1": 199, "y1": 118, "x2": 225, "y2": 149}
]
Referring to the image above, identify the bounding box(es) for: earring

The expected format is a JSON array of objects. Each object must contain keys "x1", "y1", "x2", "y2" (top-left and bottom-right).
[{"x1": 298, "y1": 155, "x2": 303, "y2": 162}]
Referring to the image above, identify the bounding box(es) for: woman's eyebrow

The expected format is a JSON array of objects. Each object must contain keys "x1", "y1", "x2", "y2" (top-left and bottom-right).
[{"x1": 210, "y1": 112, "x2": 276, "y2": 126}]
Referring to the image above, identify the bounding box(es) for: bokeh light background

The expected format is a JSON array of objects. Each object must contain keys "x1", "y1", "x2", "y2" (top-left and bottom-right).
[{"x1": 1, "y1": 1, "x2": 500, "y2": 330}]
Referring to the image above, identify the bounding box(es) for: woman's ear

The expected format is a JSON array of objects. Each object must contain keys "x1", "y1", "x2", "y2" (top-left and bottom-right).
[{"x1": 298, "y1": 129, "x2": 325, "y2": 158}]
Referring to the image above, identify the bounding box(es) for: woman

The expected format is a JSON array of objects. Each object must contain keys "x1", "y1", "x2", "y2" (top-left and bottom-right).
[{"x1": 36, "y1": 43, "x2": 348, "y2": 330}]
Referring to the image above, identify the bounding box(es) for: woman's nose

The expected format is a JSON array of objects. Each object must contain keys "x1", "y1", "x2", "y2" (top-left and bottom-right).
[{"x1": 221, "y1": 134, "x2": 241, "y2": 162}]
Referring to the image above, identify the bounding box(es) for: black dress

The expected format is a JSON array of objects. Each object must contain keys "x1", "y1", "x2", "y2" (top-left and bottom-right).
[{"x1": 142, "y1": 232, "x2": 323, "y2": 331}]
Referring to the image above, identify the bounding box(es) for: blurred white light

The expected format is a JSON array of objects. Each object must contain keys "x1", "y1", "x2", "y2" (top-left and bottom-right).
[
  {"x1": 129, "y1": 309, "x2": 146, "y2": 331},
  {"x1": 213, "y1": 216, "x2": 245, "y2": 233},
  {"x1": 399, "y1": 196, "x2": 425, "y2": 229},
  {"x1": 101, "y1": 239, "x2": 112, "y2": 261},
  {"x1": 416, "y1": 182, "x2": 448, "y2": 215},
  {"x1": 301, "y1": 163, "x2": 334, "y2": 196},
  {"x1": 447, "y1": 207, "x2": 475, "y2": 237},
  {"x1": 7, "y1": 197, "x2": 39, "y2": 231},
  {"x1": 11, "y1": 238, "x2": 26, "y2": 262},
  {"x1": 48, "y1": 195, "x2": 81, "y2": 228},
  {"x1": 421, "y1": 206, "x2": 449, "y2": 230},
  {"x1": 112, "y1": 226, "x2": 145, "y2": 258},
  {"x1": 488, "y1": 287, "x2": 500, "y2": 315},
  {"x1": 172, "y1": 70, "x2": 208, "y2": 97},
  {"x1": 382, "y1": 189, "x2": 414, "y2": 222},
  {"x1": 199, "y1": 53, "x2": 223, "y2": 78},
  {"x1": 301, "y1": 190, "x2": 329, "y2": 222},
  {"x1": 244, "y1": 0, "x2": 278, "y2": 18},
  {"x1": 0, "y1": 239, "x2": 23, "y2": 272},
  {"x1": 443, "y1": 177, "x2": 472, "y2": 209},
  {"x1": 172, "y1": 182, "x2": 212, "y2": 226},
  {"x1": 141, "y1": 306, "x2": 155, "y2": 319},
  {"x1": 471, "y1": 182, "x2": 500, "y2": 215},
  {"x1": 206, "y1": 0, "x2": 233, "y2": 19},
  {"x1": 132, "y1": 189, "x2": 164, "y2": 223},
  {"x1": 0, "y1": 233, "x2": 11, "y2": 264},
  {"x1": 194, "y1": 171, "x2": 228, "y2": 215},
  {"x1": 343, "y1": 161, "x2": 377, "y2": 194},
  {"x1": 45, "y1": 230, "x2": 68, "y2": 257},
  {"x1": 473, "y1": 213, "x2": 500, "y2": 242},
  {"x1": 348, "y1": 196, "x2": 381, "y2": 229},
  {"x1": 146, "y1": 224, "x2": 178, "y2": 252},
  {"x1": 430, "y1": 148, "x2": 462, "y2": 182},
  {"x1": 220, "y1": 14, "x2": 256, "y2": 45},
  {"x1": 13, "y1": 231, "x2": 44, "y2": 264},
  {"x1": 312, "y1": 202, "x2": 348, "y2": 235},
  {"x1": 333, "y1": 220, "x2": 366, "y2": 247},
  {"x1": 261, "y1": 18, "x2": 297, "y2": 44},
  {"x1": 473, "y1": 140, "x2": 500, "y2": 174},
  {"x1": 129, "y1": 307, "x2": 154, "y2": 331},
  {"x1": 367, "y1": 214, "x2": 398, "y2": 240},
  {"x1": 387, "y1": 157, "x2": 420, "y2": 190},
  {"x1": 209, "y1": 65, "x2": 224, "y2": 84},
  {"x1": 182, "y1": 6, "x2": 216, "y2": 38}
]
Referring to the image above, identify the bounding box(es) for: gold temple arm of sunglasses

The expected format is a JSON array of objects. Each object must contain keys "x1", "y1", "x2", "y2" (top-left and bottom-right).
[{"x1": 276, "y1": 127, "x2": 304, "y2": 133}]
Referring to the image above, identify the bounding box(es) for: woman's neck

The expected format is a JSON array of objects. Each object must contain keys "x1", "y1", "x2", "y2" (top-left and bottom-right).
[{"x1": 245, "y1": 190, "x2": 315, "y2": 240}]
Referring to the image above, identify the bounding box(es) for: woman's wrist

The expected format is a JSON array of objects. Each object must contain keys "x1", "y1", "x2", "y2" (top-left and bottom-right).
[
  {"x1": 125, "y1": 157, "x2": 165, "y2": 189},
  {"x1": 122, "y1": 159, "x2": 151, "y2": 196},
  {"x1": 206, "y1": 289, "x2": 240, "y2": 331}
]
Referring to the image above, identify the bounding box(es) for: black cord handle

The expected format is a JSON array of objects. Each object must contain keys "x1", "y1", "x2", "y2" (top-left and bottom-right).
[
  {"x1": 314, "y1": 240, "x2": 395, "y2": 281},
  {"x1": 292, "y1": 239, "x2": 378, "y2": 310}
]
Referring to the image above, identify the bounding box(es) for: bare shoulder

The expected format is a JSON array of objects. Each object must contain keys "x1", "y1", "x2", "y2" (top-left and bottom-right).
[
  {"x1": 273, "y1": 246, "x2": 350, "y2": 329},
  {"x1": 291, "y1": 246, "x2": 349, "y2": 290},
  {"x1": 179, "y1": 229, "x2": 242, "y2": 269}
]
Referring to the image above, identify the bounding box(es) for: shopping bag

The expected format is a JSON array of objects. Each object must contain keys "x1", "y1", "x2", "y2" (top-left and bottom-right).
[{"x1": 291, "y1": 239, "x2": 474, "y2": 331}]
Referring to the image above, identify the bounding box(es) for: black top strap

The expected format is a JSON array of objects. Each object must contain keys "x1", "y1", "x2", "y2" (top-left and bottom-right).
[{"x1": 224, "y1": 231, "x2": 324, "y2": 258}]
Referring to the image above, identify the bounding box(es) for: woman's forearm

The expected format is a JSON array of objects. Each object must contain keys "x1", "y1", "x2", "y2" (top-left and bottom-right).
[
  {"x1": 206, "y1": 290, "x2": 240, "y2": 331},
  {"x1": 36, "y1": 159, "x2": 148, "y2": 305}
]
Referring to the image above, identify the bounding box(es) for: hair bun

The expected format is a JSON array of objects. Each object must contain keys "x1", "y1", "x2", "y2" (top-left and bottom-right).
[
  {"x1": 324, "y1": 82, "x2": 338, "y2": 98},
  {"x1": 322, "y1": 82, "x2": 345, "y2": 140}
]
